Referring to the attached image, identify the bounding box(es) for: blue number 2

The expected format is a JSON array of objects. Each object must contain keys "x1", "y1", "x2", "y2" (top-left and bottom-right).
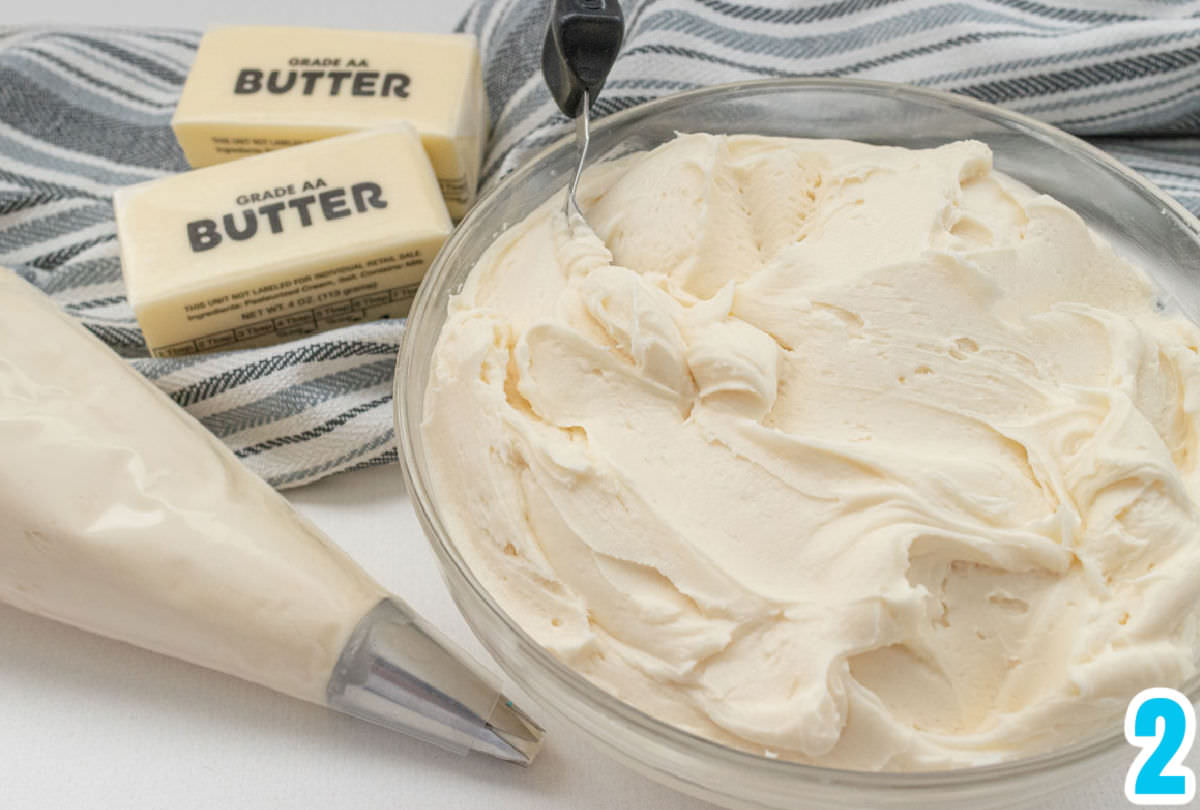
[{"x1": 1125, "y1": 688, "x2": 1196, "y2": 806}]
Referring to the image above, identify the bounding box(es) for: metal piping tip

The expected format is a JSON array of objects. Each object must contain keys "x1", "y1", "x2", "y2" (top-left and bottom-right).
[
  {"x1": 474, "y1": 695, "x2": 546, "y2": 766},
  {"x1": 328, "y1": 599, "x2": 547, "y2": 766}
]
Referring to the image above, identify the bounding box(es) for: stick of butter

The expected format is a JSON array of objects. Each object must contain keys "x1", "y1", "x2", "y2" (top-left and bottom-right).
[
  {"x1": 114, "y1": 126, "x2": 450, "y2": 358},
  {"x1": 172, "y1": 26, "x2": 486, "y2": 219}
]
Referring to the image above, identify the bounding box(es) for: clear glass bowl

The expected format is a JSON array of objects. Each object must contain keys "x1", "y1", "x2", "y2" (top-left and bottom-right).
[{"x1": 395, "y1": 79, "x2": 1200, "y2": 809}]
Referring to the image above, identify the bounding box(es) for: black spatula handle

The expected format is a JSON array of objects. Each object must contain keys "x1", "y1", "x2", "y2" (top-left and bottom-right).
[{"x1": 542, "y1": 0, "x2": 624, "y2": 118}]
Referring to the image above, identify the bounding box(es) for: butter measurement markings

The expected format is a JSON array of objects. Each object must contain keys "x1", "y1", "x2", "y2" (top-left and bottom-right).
[{"x1": 159, "y1": 277, "x2": 422, "y2": 357}]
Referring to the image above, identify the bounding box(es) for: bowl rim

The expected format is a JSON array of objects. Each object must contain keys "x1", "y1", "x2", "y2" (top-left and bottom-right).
[{"x1": 397, "y1": 76, "x2": 1200, "y2": 790}]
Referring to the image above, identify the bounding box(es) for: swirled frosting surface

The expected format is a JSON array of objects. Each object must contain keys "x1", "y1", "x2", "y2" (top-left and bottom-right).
[{"x1": 423, "y1": 134, "x2": 1200, "y2": 769}]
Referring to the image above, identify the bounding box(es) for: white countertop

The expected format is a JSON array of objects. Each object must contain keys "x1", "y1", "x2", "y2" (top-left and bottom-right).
[{"x1": 0, "y1": 1, "x2": 1192, "y2": 807}]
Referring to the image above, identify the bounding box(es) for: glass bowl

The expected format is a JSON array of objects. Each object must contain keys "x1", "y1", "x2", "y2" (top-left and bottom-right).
[{"x1": 395, "y1": 79, "x2": 1200, "y2": 809}]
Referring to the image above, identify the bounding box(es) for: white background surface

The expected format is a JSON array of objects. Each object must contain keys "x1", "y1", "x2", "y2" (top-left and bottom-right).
[{"x1": 0, "y1": 1, "x2": 1193, "y2": 808}]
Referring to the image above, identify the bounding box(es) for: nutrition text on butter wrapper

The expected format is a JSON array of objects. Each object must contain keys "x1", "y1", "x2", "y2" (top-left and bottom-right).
[{"x1": 160, "y1": 254, "x2": 424, "y2": 356}]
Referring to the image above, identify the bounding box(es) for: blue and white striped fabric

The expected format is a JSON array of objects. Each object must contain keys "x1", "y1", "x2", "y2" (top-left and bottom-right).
[
  {"x1": 2, "y1": 2, "x2": 1200, "y2": 488},
  {"x1": 466, "y1": 0, "x2": 1200, "y2": 204}
]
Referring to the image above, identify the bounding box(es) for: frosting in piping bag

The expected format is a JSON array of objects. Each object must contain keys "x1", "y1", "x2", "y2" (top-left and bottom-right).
[{"x1": 0, "y1": 270, "x2": 385, "y2": 704}]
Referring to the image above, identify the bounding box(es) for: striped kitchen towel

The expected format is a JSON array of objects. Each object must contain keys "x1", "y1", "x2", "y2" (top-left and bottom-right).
[
  {"x1": 466, "y1": 0, "x2": 1200, "y2": 205},
  {"x1": 2, "y1": 3, "x2": 1200, "y2": 489}
]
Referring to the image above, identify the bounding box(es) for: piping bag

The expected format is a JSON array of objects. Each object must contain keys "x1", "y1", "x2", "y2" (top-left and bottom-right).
[{"x1": 0, "y1": 268, "x2": 542, "y2": 765}]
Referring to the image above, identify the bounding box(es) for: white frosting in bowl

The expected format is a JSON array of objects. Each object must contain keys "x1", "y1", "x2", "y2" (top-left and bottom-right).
[{"x1": 422, "y1": 134, "x2": 1200, "y2": 770}]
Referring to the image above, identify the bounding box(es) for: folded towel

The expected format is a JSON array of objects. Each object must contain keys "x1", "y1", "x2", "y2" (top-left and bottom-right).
[{"x1": 2, "y1": 3, "x2": 1199, "y2": 488}]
